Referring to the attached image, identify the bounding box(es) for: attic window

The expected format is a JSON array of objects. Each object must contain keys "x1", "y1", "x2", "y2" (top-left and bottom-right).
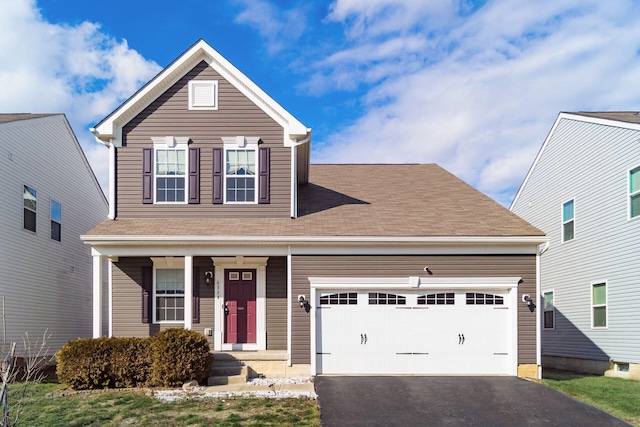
[{"x1": 188, "y1": 80, "x2": 218, "y2": 110}]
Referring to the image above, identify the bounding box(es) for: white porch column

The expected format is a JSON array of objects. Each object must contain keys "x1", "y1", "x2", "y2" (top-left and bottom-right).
[
  {"x1": 92, "y1": 254, "x2": 103, "y2": 338},
  {"x1": 184, "y1": 255, "x2": 193, "y2": 330}
]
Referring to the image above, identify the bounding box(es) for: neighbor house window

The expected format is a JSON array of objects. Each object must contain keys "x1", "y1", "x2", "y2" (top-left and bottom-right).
[
  {"x1": 562, "y1": 199, "x2": 574, "y2": 242},
  {"x1": 592, "y1": 282, "x2": 607, "y2": 328},
  {"x1": 23, "y1": 185, "x2": 36, "y2": 232},
  {"x1": 543, "y1": 291, "x2": 555, "y2": 329},
  {"x1": 50, "y1": 199, "x2": 61, "y2": 241},
  {"x1": 154, "y1": 268, "x2": 185, "y2": 322},
  {"x1": 188, "y1": 80, "x2": 218, "y2": 110},
  {"x1": 630, "y1": 166, "x2": 640, "y2": 219}
]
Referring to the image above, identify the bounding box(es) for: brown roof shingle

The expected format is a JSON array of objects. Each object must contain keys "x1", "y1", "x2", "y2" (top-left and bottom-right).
[{"x1": 84, "y1": 164, "x2": 543, "y2": 239}]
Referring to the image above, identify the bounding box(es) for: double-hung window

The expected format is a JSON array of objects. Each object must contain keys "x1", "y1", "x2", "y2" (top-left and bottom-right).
[
  {"x1": 50, "y1": 199, "x2": 61, "y2": 241},
  {"x1": 23, "y1": 185, "x2": 37, "y2": 232},
  {"x1": 222, "y1": 136, "x2": 260, "y2": 203},
  {"x1": 562, "y1": 199, "x2": 575, "y2": 242},
  {"x1": 592, "y1": 282, "x2": 607, "y2": 328},
  {"x1": 155, "y1": 268, "x2": 185, "y2": 323},
  {"x1": 543, "y1": 291, "x2": 555, "y2": 329},
  {"x1": 150, "y1": 137, "x2": 189, "y2": 203},
  {"x1": 630, "y1": 166, "x2": 640, "y2": 219}
]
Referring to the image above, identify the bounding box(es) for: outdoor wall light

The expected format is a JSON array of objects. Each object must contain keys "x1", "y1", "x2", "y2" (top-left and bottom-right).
[
  {"x1": 204, "y1": 271, "x2": 213, "y2": 286},
  {"x1": 522, "y1": 294, "x2": 533, "y2": 306},
  {"x1": 298, "y1": 295, "x2": 307, "y2": 307},
  {"x1": 424, "y1": 266, "x2": 433, "y2": 275}
]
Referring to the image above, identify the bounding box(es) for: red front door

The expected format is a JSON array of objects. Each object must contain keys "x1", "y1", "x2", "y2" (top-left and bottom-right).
[{"x1": 224, "y1": 270, "x2": 256, "y2": 344}]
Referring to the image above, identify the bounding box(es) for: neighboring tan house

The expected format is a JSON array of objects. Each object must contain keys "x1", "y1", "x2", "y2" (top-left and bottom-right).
[
  {"x1": 511, "y1": 112, "x2": 640, "y2": 379},
  {"x1": 0, "y1": 113, "x2": 108, "y2": 354},
  {"x1": 83, "y1": 39, "x2": 546, "y2": 379}
]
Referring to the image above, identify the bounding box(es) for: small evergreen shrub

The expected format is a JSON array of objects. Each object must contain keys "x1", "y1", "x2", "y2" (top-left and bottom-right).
[
  {"x1": 150, "y1": 328, "x2": 211, "y2": 387},
  {"x1": 56, "y1": 330, "x2": 211, "y2": 390}
]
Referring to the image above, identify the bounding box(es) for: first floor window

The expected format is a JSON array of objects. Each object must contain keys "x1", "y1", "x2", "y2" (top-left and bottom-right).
[
  {"x1": 23, "y1": 185, "x2": 37, "y2": 232},
  {"x1": 50, "y1": 199, "x2": 61, "y2": 241},
  {"x1": 543, "y1": 291, "x2": 554, "y2": 329},
  {"x1": 630, "y1": 166, "x2": 640, "y2": 219},
  {"x1": 156, "y1": 149, "x2": 185, "y2": 202},
  {"x1": 592, "y1": 282, "x2": 607, "y2": 328},
  {"x1": 155, "y1": 269, "x2": 185, "y2": 322},
  {"x1": 562, "y1": 199, "x2": 575, "y2": 242}
]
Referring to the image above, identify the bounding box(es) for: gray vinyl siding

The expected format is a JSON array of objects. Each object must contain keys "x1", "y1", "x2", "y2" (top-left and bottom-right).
[
  {"x1": 266, "y1": 257, "x2": 287, "y2": 350},
  {"x1": 116, "y1": 61, "x2": 291, "y2": 218},
  {"x1": 290, "y1": 255, "x2": 537, "y2": 365},
  {"x1": 0, "y1": 115, "x2": 108, "y2": 355},
  {"x1": 512, "y1": 117, "x2": 640, "y2": 364}
]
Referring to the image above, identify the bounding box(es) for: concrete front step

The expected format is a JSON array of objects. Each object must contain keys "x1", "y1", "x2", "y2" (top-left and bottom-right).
[{"x1": 207, "y1": 365, "x2": 248, "y2": 386}]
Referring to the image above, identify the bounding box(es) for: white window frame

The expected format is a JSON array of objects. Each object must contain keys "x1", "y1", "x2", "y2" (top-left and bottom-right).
[
  {"x1": 152, "y1": 257, "x2": 186, "y2": 324},
  {"x1": 561, "y1": 198, "x2": 575, "y2": 243},
  {"x1": 151, "y1": 136, "x2": 189, "y2": 204},
  {"x1": 591, "y1": 280, "x2": 608, "y2": 329},
  {"x1": 50, "y1": 198, "x2": 61, "y2": 242},
  {"x1": 23, "y1": 184, "x2": 37, "y2": 233},
  {"x1": 629, "y1": 165, "x2": 640, "y2": 220},
  {"x1": 543, "y1": 290, "x2": 555, "y2": 330},
  {"x1": 222, "y1": 136, "x2": 260, "y2": 204},
  {"x1": 188, "y1": 80, "x2": 218, "y2": 110}
]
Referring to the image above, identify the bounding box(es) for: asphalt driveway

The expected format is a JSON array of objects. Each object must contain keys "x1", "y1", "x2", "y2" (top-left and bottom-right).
[{"x1": 315, "y1": 376, "x2": 630, "y2": 426}]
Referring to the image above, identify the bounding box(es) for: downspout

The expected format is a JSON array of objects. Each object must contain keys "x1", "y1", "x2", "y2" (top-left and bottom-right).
[
  {"x1": 288, "y1": 129, "x2": 311, "y2": 219},
  {"x1": 90, "y1": 128, "x2": 116, "y2": 220},
  {"x1": 536, "y1": 241, "x2": 549, "y2": 379},
  {"x1": 287, "y1": 245, "x2": 292, "y2": 367}
]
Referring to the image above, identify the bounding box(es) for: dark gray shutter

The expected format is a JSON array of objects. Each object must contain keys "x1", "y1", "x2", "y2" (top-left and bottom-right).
[
  {"x1": 212, "y1": 147, "x2": 223, "y2": 204},
  {"x1": 142, "y1": 266, "x2": 152, "y2": 323},
  {"x1": 188, "y1": 147, "x2": 200, "y2": 204},
  {"x1": 258, "y1": 146, "x2": 270, "y2": 204},
  {"x1": 142, "y1": 148, "x2": 153, "y2": 204},
  {"x1": 192, "y1": 267, "x2": 200, "y2": 324}
]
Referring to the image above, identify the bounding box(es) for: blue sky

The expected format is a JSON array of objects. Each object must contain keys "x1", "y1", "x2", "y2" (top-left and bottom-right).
[{"x1": 3, "y1": 0, "x2": 640, "y2": 205}]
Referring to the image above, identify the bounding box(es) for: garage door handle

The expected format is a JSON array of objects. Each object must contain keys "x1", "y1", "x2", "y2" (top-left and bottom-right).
[
  {"x1": 459, "y1": 334, "x2": 465, "y2": 345},
  {"x1": 361, "y1": 334, "x2": 367, "y2": 345}
]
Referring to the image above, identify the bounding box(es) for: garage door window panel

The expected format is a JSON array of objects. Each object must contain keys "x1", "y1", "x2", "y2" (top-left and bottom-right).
[
  {"x1": 418, "y1": 293, "x2": 455, "y2": 305},
  {"x1": 466, "y1": 293, "x2": 504, "y2": 305},
  {"x1": 320, "y1": 292, "x2": 357, "y2": 305},
  {"x1": 368, "y1": 293, "x2": 406, "y2": 305}
]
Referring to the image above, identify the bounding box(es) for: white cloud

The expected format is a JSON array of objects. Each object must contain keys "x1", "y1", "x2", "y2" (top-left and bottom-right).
[
  {"x1": 233, "y1": 0, "x2": 308, "y2": 54},
  {"x1": 0, "y1": 0, "x2": 161, "y2": 196},
  {"x1": 313, "y1": 0, "x2": 640, "y2": 205}
]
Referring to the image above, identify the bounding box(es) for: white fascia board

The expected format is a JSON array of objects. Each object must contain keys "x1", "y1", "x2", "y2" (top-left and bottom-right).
[
  {"x1": 309, "y1": 276, "x2": 521, "y2": 289},
  {"x1": 82, "y1": 235, "x2": 546, "y2": 245},
  {"x1": 92, "y1": 40, "x2": 309, "y2": 147}
]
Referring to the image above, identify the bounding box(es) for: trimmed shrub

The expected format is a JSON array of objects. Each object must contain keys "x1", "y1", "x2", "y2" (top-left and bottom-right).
[
  {"x1": 149, "y1": 328, "x2": 211, "y2": 387},
  {"x1": 56, "y1": 330, "x2": 211, "y2": 390}
]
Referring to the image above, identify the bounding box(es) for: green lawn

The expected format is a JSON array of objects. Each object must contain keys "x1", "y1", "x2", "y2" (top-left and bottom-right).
[
  {"x1": 540, "y1": 369, "x2": 640, "y2": 426},
  {"x1": 7, "y1": 382, "x2": 320, "y2": 427}
]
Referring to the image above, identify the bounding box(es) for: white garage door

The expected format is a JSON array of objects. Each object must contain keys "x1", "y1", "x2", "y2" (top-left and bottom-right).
[{"x1": 316, "y1": 290, "x2": 513, "y2": 375}]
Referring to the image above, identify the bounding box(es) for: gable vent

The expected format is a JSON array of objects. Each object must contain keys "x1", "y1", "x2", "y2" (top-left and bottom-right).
[{"x1": 189, "y1": 80, "x2": 218, "y2": 110}]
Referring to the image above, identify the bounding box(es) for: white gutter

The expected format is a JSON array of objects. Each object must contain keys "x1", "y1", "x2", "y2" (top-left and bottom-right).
[{"x1": 90, "y1": 127, "x2": 116, "y2": 219}]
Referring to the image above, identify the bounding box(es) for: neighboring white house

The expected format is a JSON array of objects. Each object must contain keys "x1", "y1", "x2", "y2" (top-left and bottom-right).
[
  {"x1": 511, "y1": 112, "x2": 640, "y2": 379},
  {"x1": 0, "y1": 114, "x2": 108, "y2": 355}
]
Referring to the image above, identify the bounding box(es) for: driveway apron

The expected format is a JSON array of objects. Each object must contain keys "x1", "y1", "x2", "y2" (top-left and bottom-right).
[{"x1": 314, "y1": 376, "x2": 631, "y2": 426}]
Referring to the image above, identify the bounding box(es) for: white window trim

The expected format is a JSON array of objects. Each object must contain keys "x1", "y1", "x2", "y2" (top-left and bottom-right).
[
  {"x1": 561, "y1": 198, "x2": 575, "y2": 243},
  {"x1": 50, "y1": 198, "x2": 61, "y2": 242},
  {"x1": 543, "y1": 290, "x2": 555, "y2": 330},
  {"x1": 188, "y1": 80, "x2": 218, "y2": 110},
  {"x1": 151, "y1": 136, "x2": 189, "y2": 204},
  {"x1": 221, "y1": 136, "x2": 260, "y2": 204},
  {"x1": 151, "y1": 256, "x2": 186, "y2": 325},
  {"x1": 629, "y1": 165, "x2": 640, "y2": 220},
  {"x1": 22, "y1": 184, "x2": 37, "y2": 234},
  {"x1": 590, "y1": 280, "x2": 608, "y2": 329}
]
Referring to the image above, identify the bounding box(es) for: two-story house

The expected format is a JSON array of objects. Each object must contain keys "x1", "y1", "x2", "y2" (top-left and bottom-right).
[
  {"x1": 0, "y1": 114, "x2": 108, "y2": 354},
  {"x1": 511, "y1": 112, "x2": 640, "y2": 379},
  {"x1": 83, "y1": 39, "x2": 546, "y2": 379}
]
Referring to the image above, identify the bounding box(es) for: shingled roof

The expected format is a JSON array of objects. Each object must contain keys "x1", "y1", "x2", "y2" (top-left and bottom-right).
[
  {"x1": 83, "y1": 164, "x2": 543, "y2": 240},
  {"x1": 0, "y1": 113, "x2": 58, "y2": 124}
]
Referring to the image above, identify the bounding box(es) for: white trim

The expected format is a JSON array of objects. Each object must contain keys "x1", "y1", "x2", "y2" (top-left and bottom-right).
[
  {"x1": 536, "y1": 248, "x2": 542, "y2": 379},
  {"x1": 108, "y1": 143, "x2": 116, "y2": 219},
  {"x1": 188, "y1": 80, "x2": 218, "y2": 110},
  {"x1": 108, "y1": 258, "x2": 114, "y2": 337},
  {"x1": 287, "y1": 246, "x2": 292, "y2": 366},
  {"x1": 211, "y1": 256, "x2": 269, "y2": 351},
  {"x1": 309, "y1": 276, "x2": 521, "y2": 376},
  {"x1": 184, "y1": 255, "x2": 193, "y2": 330},
  {"x1": 590, "y1": 280, "x2": 608, "y2": 329},
  {"x1": 151, "y1": 257, "x2": 187, "y2": 325},
  {"x1": 92, "y1": 255, "x2": 103, "y2": 338},
  {"x1": 291, "y1": 146, "x2": 297, "y2": 218}
]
